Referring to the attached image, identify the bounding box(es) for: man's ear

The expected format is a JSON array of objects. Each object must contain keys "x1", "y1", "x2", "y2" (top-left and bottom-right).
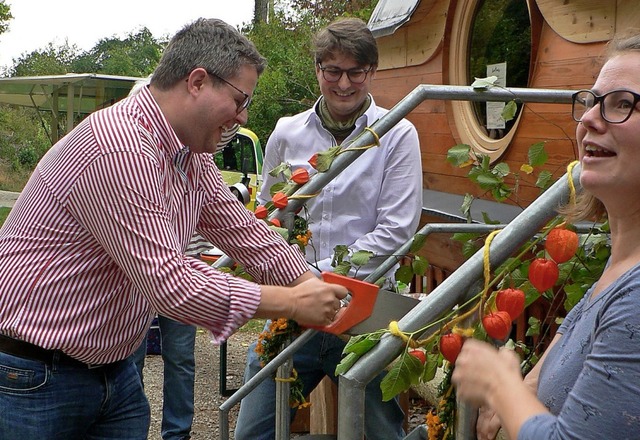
[{"x1": 186, "y1": 68, "x2": 209, "y2": 95}]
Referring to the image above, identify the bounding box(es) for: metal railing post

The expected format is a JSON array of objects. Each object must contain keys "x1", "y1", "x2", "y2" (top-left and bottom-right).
[
  {"x1": 216, "y1": 85, "x2": 577, "y2": 440},
  {"x1": 337, "y1": 164, "x2": 582, "y2": 440}
]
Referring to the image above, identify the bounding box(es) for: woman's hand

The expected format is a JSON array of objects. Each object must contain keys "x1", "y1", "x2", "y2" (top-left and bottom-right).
[
  {"x1": 452, "y1": 339, "x2": 548, "y2": 440},
  {"x1": 452, "y1": 339, "x2": 522, "y2": 406},
  {"x1": 476, "y1": 406, "x2": 502, "y2": 440}
]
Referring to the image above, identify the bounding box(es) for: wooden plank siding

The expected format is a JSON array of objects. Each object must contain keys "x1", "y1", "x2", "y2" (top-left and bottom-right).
[
  {"x1": 367, "y1": 0, "x2": 630, "y2": 357},
  {"x1": 371, "y1": 12, "x2": 607, "y2": 209}
]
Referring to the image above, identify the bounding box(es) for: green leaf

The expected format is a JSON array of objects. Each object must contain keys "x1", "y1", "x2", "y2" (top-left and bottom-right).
[
  {"x1": 343, "y1": 333, "x2": 383, "y2": 355},
  {"x1": 331, "y1": 245, "x2": 349, "y2": 267},
  {"x1": 409, "y1": 234, "x2": 427, "y2": 253},
  {"x1": 535, "y1": 170, "x2": 553, "y2": 190},
  {"x1": 564, "y1": 283, "x2": 587, "y2": 311},
  {"x1": 501, "y1": 100, "x2": 517, "y2": 121},
  {"x1": 350, "y1": 250, "x2": 374, "y2": 267},
  {"x1": 475, "y1": 172, "x2": 502, "y2": 189},
  {"x1": 269, "y1": 181, "x2": 287, "y2": 197},
  {"x1": 380, "y1": 353, "x2": 423, "y2": 401},
  {"x1": 526, "y1": 316, "x2": 541, "y2": 337},
  {"x1": 412, "y1": 256, "x2": 429, "y2": 277},
  {"x1": 268, "y1": 162, "x2": 291, "y2": 178},
  {"x1": 452, "y1": 232, "x2": 480, "y2": 242},
  {"x1": 335, "y1": 352, "x2": 360, "y2": 376},
  {"x1": 491, "y1": 183, "x2": 512, "y2": 202},
  {"x1": 316, "y1": 145, "x2": 341, "y2": 172},
  {"x1": 460, "y1": 193, "x2": 474, "y2": 220},
  {"x1": 333, "y1": 261, "x2": 352, "y2": 276},
  {"x1": 422, "y1": 353, "x2": 439, "y2": 382},
  {"x1": 492, "y1": 162, "x2": 510, "y2": 178},
  {"x1": 462, "y1": 240, "x2": 481, "y2": 260},
  {"x1": 395, "y1": 265, "x2": 414, "y2": 285},
  {"x1": 471, "y1": 76, "x2": 498, "y2": 89},
  {"x1": 446, "y1": 144, "x2": 472, "y2": 167},
  {"x1": 480, "y1": 212, "x2": 501, "y2": 225},
  {"x1": 527, "y1": 142, "x2": 547, "y2": 167},
  {"x1": 523, "y1": 284, "x2": 541, "y2": 307}
]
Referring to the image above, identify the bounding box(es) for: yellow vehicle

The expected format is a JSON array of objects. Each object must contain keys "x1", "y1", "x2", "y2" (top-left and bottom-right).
[{"x1": 213, "y1": 127, "x2": 263, "y2": 211}]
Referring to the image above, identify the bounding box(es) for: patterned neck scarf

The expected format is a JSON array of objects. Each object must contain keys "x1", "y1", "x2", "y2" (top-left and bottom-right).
[{"x1": 317, "y1": 95, "x2": 371, "y2": 142}]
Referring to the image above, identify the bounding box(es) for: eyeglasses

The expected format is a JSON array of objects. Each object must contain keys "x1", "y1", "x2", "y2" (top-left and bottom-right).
[
  {"x1": 317, "y1": 63, "x2": 372, "y2": 84},
  {"x1": 207, "y1": 71, "x2": 252, "y2": 113},
  {"x1": 572, "y1": 89, "x2": 640, "y2": 124}
]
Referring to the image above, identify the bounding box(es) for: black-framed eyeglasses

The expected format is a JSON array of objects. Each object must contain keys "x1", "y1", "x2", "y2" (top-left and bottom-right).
[
  {"x1": 207, "y1": 71, "x2": 252, "y2": 113},
  {"x1": 317, "y1": 63, "x2": 372, "y2": 84},
  {"x1": 572, "y1": 89, "x2": 640, "y2": 124}
]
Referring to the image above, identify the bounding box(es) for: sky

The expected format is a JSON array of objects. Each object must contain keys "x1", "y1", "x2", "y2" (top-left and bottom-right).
[{"x1": 0, "y1": 0, "x2": 256, "y2": 70}]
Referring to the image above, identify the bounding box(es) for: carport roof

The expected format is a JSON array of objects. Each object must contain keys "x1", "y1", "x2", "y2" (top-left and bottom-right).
[{"x1": 0, "y1": 73, "x2": 140, "y2": 114}]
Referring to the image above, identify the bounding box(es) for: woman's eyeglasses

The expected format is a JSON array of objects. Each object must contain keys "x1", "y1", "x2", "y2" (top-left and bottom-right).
[{"x1": 572, "y1": 89, "x2": 640, "y2": 124}]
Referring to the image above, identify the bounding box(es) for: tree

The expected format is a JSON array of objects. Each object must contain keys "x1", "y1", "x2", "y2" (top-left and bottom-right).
[
  {"x1": 10, "y1": 41, "x2": 79, "y2": 76},
  {"x1": 71, "y1": 28, "x2": 165, "y2": 77},
  {"x1": 0, "y1": 0, "x2": 12, "y2": 35},
  {"x1": 244, "y1": 11, "x2": 320, "y2": 142},
  {"x1": 244, "y1": 0, "x2": 378, "y2": 143},
  {"x1": 10, "y1": 28, "x2": 164, "y2": 78}
]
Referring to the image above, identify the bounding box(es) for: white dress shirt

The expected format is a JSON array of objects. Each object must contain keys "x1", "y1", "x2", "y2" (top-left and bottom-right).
[{"x1": 258, "y1": 95, "x2": 423, "y2": 280}]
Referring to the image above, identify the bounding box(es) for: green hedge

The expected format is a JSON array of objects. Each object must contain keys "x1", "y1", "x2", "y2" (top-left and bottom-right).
[{"x1": 0, "y1": 207, "x2": 10, "y2": 225}]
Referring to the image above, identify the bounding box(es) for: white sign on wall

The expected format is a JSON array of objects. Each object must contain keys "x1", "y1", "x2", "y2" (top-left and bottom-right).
[{"x1": 486, "y1": 62, "x2": 507, "y2": 129}]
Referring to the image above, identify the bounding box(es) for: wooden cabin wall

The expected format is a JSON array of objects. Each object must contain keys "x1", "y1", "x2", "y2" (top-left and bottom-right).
[
  {"x1": 370, "y1": 0, "x2": 615, "y2": 275},
  {"x1": 371, "y1": 6, "x2": 608, "y2": 208}
]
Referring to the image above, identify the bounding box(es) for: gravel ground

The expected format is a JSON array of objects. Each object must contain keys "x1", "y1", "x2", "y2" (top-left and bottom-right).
[
  {"x1": 141, "y1": 325, "x2": 430, "y2": 440},
  {"x1": 141, "y1": 326, "x2": 256, "y2": 440},
  {"x1": 0, "y1": 190, "x2": 19, "y2": 207}
]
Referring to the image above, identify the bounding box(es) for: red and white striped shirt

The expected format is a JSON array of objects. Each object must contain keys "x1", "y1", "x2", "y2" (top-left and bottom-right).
[{"x1": 0, "y1": 86, "x2": 308, "y2": 365}]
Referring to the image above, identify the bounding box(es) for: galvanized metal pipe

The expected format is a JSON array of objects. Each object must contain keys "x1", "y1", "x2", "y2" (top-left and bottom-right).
[
  {"x1": 215, "y1": 84, "x2": 577, "y2": 439},
  {"x1": 213, "y1": 85, "x2": 575, "y2": 272},
  {"x1": 337, "y1": 164, "x2": 582, "y2": 439}
]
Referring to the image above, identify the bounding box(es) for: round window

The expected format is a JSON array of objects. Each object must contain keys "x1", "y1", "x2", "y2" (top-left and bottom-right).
[{"x1": 449, "y1": 0, "x2": 533, "y2": 161}]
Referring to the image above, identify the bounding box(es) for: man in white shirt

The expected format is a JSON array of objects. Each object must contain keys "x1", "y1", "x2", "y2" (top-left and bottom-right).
[{"x1": 235, "y1": 17, "x2": 422, "y2": 440}]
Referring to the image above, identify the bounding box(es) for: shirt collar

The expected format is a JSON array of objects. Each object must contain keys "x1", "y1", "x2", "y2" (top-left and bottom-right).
[
  {"x1": 308, "y1": 94, "x2": 376, "y2": 127},
  {"x1": 133, "y1": 85, "x2": 185, "y2": 159}
]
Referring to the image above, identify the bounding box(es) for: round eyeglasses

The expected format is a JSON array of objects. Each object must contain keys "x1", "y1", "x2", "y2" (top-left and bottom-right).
[
  {"x1": 317, "y1": 63, "x2": 372, "y2": 84},
  {"x1": 572, "y1": 89, "x2": 640, "y2": 124}
]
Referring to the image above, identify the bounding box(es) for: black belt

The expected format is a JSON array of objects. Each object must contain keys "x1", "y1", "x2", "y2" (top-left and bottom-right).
[{"x1": 0, "y1": 334, "x2": 104, "y2": 369}]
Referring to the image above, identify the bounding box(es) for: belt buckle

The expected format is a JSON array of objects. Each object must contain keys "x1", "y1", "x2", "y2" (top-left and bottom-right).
[{"x1": 87, "y1": 363, "x2": 104, "y2": 369}]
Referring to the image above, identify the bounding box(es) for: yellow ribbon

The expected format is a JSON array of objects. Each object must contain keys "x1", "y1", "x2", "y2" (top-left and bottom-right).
[
  {"x1": 483, "y1": 229, "x2": 501, "y2": 293},
  {"x1": 566, "y1": 160, "x2": 579, "y2": 206},
  {"x1": 388, "y1": 320, "x2": 417, "y2": 347},
  {"x1": 363, "y1": 126, "x2": 381, "y2": 147},
  {"x1": 275, "y1": 368, "x2": 298, "y2": 383}
]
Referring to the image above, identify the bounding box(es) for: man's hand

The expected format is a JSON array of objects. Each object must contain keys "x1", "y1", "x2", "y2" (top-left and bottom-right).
[
  {"x1": 289, "y1": 277, "x2": 347, "y2": 326},
  {"x1": 255, "y1": 275, "x2": 347, "y2": 327}
]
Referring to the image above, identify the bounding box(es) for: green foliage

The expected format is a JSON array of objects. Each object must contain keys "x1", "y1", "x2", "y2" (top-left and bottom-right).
[
  {"x1": 244, "y1": 12, "x2": 320, "y2": 143},
  {"x1": 71, "y1": 28, "x2": 165, "y2": 77},
  {"x1": 0, "y1": 0, "x2": 12, "y2": 35},
  {"x1": 0, "y1": 104, "x2": 49, "y2": 174},
  {"x1": 0, "y1": 207, "x2": 9, "y2": 225},
  {"x1": 10, "y1": 42, "x2": 78, "y2": 76},
  {"x1": 9, "y1": 27, "x2": 163, "y2": 78}
]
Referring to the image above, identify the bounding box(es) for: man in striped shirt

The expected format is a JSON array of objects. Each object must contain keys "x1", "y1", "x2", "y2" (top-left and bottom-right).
[{"x1": 0, "y1": 18, "x2": 346, "y2": 440}]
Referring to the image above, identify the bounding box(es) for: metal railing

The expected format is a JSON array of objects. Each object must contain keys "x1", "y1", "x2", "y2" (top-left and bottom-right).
[{"x1": 216, "y1": 84, "x2": 579, "y2": 440}]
